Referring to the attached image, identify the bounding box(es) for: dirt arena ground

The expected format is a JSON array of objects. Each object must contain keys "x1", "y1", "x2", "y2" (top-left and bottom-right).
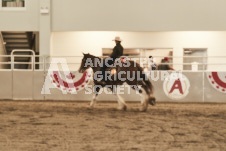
[{"x1": 0, "y1": 101, "x2": 226, "y2": 151}]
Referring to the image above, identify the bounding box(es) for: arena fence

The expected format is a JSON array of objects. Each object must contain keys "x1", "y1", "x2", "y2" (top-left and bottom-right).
[{"x1": 0, "y1": 50, "x2": 225, "y2": 102}]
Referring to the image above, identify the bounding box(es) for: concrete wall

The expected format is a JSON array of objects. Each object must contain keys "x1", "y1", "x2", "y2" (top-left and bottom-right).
[
  {"x1": 52, "y1": 0, "x2": 226, "y2": 31},
  {"x1": 0, "y1": 0, "x2": 40, "y2": 31},
  {"x1": 0, "y1": 0, "x2": 51, "y2": 56},
  {"x1": 51, "y1": 31, "x2": 226, "y2": 71},
  {"x1": 1, "y1": 0, "x2": 226, "y2": 56},
  {"x1": 1, "y1": 0, "x2": 226, "y2": 31}
]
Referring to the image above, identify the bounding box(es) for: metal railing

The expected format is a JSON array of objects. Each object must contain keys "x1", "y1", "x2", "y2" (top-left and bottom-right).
[
  {"x1": 0, "y1": 52, "x2": 225, "y2": 71},
  {"x1": 11, "y1": 49, "x2": 35, "y2": 70}
]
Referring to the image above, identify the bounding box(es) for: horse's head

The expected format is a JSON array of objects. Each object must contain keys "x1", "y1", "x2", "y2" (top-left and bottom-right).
[{"x1": 78, "y1": 53, "x2": 92, "y2": 73}]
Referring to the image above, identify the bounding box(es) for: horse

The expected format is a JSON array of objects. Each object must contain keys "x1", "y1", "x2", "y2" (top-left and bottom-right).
[{"x1": 78, "y1": 53, "x2": 156, "y2": 111}]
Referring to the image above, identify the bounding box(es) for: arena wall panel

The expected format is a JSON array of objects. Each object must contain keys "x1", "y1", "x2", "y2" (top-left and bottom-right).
[
  {"x1": 44, "y1": 87, "x2": 92, "y2": 101},
  {"x1": 42, "y1": 71, "x2": 205, "y2": 102},
  {"x1": 204, "y1": 72, "x2": 226, "y2": 102},
  {"x1": 151, "y1": 71, "x2": 204, "y2": 102},
  {"x1": 0, "y1": 71, "x2": 12, "y2": 99},
  {"x1": 33, "y1": 71, "x2": 45, "y2": 100},
  {"x1": 0, "y1": 70, "x2": 225, "y2": 102},
  {"x1": 43, "y1": 70, "x2": 93, "y2": 101},
  {"x1": 13, "y1": 71, "x2": 33, "y2": 100}
]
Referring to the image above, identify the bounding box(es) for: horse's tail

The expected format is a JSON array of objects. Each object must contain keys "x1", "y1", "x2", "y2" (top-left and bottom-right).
[
  {"x1": 137, "y1": 65, "x2": 153, "y2": 93},
  {"x1": 137, "y1": 65, "x2": 156, "y2": 106}
]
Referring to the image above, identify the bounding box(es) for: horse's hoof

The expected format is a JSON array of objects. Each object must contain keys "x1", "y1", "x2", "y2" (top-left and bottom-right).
[
  {"x1": 123, "y1": 105, "x2": 127, "y2": 111},
  {"x1": 89, "y1": 106, "x2": 94, "y2": 110},
  {"x1": 140, "y1": 107, "x2": 147, "y2": 112},
  {"x1": 140, "y1": 106, "x2": 148, "y2": 112},
  {"x1": 117, "y1": 105, "x2": 127, "y2": 111},
  {"x1": 140, "y1": 103, "x2": 148, "y2": 112},
  {"x1": 89, "y1": 104, "x2": 95, "y2": 109},
  {"x1": 149, "y1": 97, "x2": 156, "y2": 106}
]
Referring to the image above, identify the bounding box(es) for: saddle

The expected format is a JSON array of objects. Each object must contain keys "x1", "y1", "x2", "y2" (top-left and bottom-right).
[{"x1": 104, "y1": 57, "x2": 127, "y2": 74}]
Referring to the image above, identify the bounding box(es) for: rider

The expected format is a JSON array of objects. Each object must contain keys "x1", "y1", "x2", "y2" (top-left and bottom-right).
[{"x1": 101, "y1": 36, "x2": 124, "y2": 82}]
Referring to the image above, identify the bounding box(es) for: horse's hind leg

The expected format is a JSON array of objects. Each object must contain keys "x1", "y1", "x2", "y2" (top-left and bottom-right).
[
  {"x1": 129, "y1": 85, "x2": 144, "y2": 103},
  {"x1": 140, "y1": 81, "x2": 156, "y2": 106},
  {"x1": 130, "y1": 84, "x2": 148, "y2": 112},
  {"x1": 140, "y1": 81, "x2": 153, "y2": 111}
]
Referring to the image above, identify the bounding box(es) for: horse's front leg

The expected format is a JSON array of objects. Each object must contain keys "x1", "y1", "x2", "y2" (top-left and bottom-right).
[
  {"x1": 116, "y1": 94, "x2": 127, "y2": 111},
  {"x1": 90, "y1": 85, "x2": 101, "y2": 108}
]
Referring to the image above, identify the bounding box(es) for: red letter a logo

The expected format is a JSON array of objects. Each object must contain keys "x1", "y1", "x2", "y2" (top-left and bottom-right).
[{"x1": 169, "y1": 78, "x2": 183, "y2": 94}]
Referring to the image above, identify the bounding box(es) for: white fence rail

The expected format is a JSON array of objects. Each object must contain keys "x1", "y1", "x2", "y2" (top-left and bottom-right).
[{"x1": 0, "y1": 53, "x2": 226, "y2": 71}]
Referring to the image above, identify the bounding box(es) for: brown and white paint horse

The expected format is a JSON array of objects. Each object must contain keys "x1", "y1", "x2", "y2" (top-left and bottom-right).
[{"x1": 78, "y1": 53, "x2": 156, "y2": 111}]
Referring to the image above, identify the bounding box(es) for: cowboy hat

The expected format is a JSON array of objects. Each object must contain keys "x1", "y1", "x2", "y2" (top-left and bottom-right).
[{"x1": 112, "y1": 36, "x2": 122, "y2": 41}]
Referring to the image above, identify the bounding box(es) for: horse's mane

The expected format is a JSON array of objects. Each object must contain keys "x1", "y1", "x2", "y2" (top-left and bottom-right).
[
  {"x1": 85, "y1": 53, "x2": 109, "y2": 62},
  {"x1": 86, "y1": 53, "x2": 100, "y2": 59}
]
